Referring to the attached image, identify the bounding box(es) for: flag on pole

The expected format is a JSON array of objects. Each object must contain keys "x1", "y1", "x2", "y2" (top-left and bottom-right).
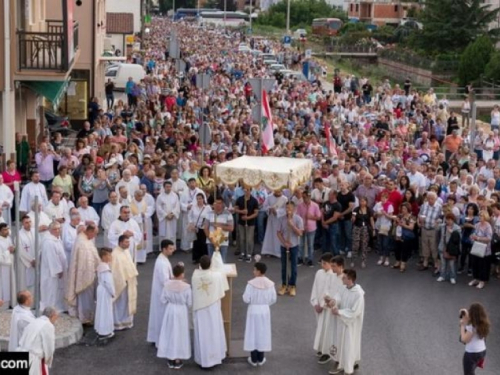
[
  {"x1": 324, "y1": 122, "x2": 337, "y2": 156},
  {"x1": 261, "y1": 90, "x2": 274, "y2": 154}
]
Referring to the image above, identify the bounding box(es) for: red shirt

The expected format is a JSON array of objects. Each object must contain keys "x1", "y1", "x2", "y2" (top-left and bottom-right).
[
  {"x1": 377, "y1": 188, "x2": 403, "y2": 214},
  {"x1": 2, "y1": 170, "x2": 21, "y2": 192}
]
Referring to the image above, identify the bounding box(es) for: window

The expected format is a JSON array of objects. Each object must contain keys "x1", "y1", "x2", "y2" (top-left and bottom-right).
[
  {"x1": 395, "y1": 5, "x2": 399, "y2": 12},
  {"x1": 355, "y1": 4, "x2": 359, "y2": 12},
  {"x1": 350, "y1": 4, "x2": 353, "y2": 12}
]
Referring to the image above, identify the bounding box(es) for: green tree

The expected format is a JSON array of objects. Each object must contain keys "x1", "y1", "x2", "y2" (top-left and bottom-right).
[
  {"x1": 458, "y1": 36, "x2": 494, "y2": 85},
  {"x1": 485, "y1": 51, "x2": 500, "y2": 83},
  {"x1": 256, "y1": 0, "x2": 347, "y2": 30},
  {"x1": 415, "y1": 0, "x2": 500, "y2": 54}
]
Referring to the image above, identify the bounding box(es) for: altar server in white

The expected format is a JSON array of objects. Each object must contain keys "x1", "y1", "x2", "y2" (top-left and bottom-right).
[
  {"x1": 44, "y1": 191, "x2": 66, "y2": 224},
  {"x1": 17, "y1": 307, "x2": 58, "y2": 375},
  {"x1": 192, "y1": 255, "x2": 228, "y2": 369},
  {"x1": 28, "y1": 202, "x2": 52, "y2": 243},
  {"x1": 261, "y1": 190, "x2": 288, "y2": 257},
  {"x1": 95, "y1": 248, "x2": 115, "y2": 338},
  {"x1": 140, "y1": 184, "x2": 156, "y2": 254},
  {"x1": 77, "y1": 196, "x2": 100, "y2": 227},
  {"x1": 61, "y1": 208, "x2": 85, "y2": 265},
  {"x1": 243, "y1": 262, "x2": 277, "y2": 367},
  {"x1": 0, "y1": 223, "x2": 15, "y2": 308},
  {"x1": 8, "y1": 290, "x2": 35, "y2": 351},
  {"x1": 40, "y1": 222, "x2": 67, "y2": 313},
  {"x1": 101, "y1": 192, "x2": 121, "y2": 248},
  {"x1": 156, "y1": 181, "x2": 180, "y2": 245},
  {"x1": 108, "y1": 206, "x2": 142, "y2": 263},
  {"x1": 18, "y1": 216, "x2": 36, "y2": 294},
  {"x1": 130, "y1": 189, "x2": 154, "y2": 263},
  {"x1": 157, "y1": 264, "x2": 192, "y2": 369},
  {"x1": 19, "y1": 171, "x2": 48, "y2": 213},
  {"x1": 147, "y1": 239, "x2": 174, "y2": 346},
  {"x1": 329, "y1": 269, "x2": 365, "y2": 375}
]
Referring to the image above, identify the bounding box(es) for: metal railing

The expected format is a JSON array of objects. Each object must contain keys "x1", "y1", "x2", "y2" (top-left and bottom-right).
[{"x1": 17, "y1": 20, "x2": 79, "y2": 71}]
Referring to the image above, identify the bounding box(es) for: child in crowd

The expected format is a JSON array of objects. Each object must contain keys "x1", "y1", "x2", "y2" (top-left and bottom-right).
[{"x1": 95, "y1": 247, "x2": 115, "y2": 339}]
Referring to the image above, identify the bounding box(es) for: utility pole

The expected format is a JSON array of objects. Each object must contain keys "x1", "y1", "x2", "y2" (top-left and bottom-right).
[
  {"x1": 224, "y1": 0, "x2": 227, "y2": 30},
  {"x1": 249, "y1": 0, "x2": 253, "y2": 33},
  {"x1": 286, "y1": 0, "x2": 291, "y2": 34}
]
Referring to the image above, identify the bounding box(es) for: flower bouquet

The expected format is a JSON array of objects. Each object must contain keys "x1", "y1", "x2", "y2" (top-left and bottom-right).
[{"x1": 209, "y1": 227, "x2": 227, "y2": 271}]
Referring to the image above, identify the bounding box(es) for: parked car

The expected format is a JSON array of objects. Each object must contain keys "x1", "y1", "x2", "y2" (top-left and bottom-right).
[
  {"x1": 44, "y1": 109, "x2": 74, "y2": 136},
  {"x1": 269, "y1": 63, "x2": 286, "y2": 73}
]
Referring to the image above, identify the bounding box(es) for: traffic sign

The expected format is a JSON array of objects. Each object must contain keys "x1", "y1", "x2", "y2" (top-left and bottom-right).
[
  {"x1": 283, "y1": 35, "x2": 291, "y2": 48},
  {"x1": 305, "y1": 49, "x2": 312, "y2": 59}
]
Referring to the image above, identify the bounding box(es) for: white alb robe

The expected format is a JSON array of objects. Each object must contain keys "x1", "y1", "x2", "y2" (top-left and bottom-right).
[
  {"x1": 145, "y1": 193, "x2": 155, "y2": 254},
  {"x1": 192, "y1": 269, "x2": 227, "y2": 368},
  {"x1": 180, "y1": 188, "x2": 206, "y2": 251},
  {"x1": 18, "y1": 228, "x2": 36, "y2": 294},
  {"x1": 61, "y1": 221, "x2": 84, "y2": 266},
  {"x1": 108, "y1": 219, "x2": 142, "y2": 263},
  {"x1": 147, "y1": 253, "x2": 172, "y2": 345},
  {"x1": 101, "y1": 202, "x2": 122, "y2": 248},
  {"x1": 115, "y1": 179, "x2": 139, "y2": 197},
  {"x1": 44, "y1": 202, "x2": 66, "y2": 222},
  {"x1": 0, "y1": 184, "x2": 13, "y2": 224},
  {"x1": 243, "y1": 277, "x2": 277, "y2": 352},
  {"x1": 157, "y1": 280, "x2": 192, "y2": 360},
  {"x1": 95, "y1": 263, "x2": 115, "y2": 336},
  {"x1": 19, "y1": 182, "x2": 48, "y2": 213},
  {"x1": 169, "y1": 178, "x2": 188, "y2": 241},
  {"x1": 156, "y1": 192, "x2": 180, "y2": 243},
  {"x1": 28, "y1": 211, "x2": 52, "y2": 243},
  {"x1": 77, "y1": 206, "x2": 100, "y2": 227},
  {"x1": 334, "y1": 284, "x2": 365, "y2": 374},
  {"x1": 8, "y1": 305, "x2": 35, "y2": 351},
  {"x1": 40, "y1": 234, "x2": 67, "y2": 313},
  {"x1": 0, "y1": 235, "x2": 15, "y2": 307},
  {"x1": 311, "y1": 270, "x2": 342, "y2": 355},
  {"x1": 261, "y1": 195, "x2": 288, "y2": 257},
  {"x1": 130, "y1": 198, "x2": 154, "y2": 263},
  {"x1": 17, "y1": 316, "x2": 55, "y2": 375}
]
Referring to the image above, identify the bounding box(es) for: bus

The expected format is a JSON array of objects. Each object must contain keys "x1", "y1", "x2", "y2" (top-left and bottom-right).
[
  {"x1": 199, "y1": 11, "x2": 250, "y2": 27},
  {"x1": 312, "y1": 18, "x2": 343, "y2": 36},
  {"x1": 174, "y1": 8, "x2": 220, "y2": 21}
]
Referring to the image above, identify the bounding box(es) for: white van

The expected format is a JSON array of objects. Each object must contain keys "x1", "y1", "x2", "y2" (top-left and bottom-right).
[{"x1": 105, "y1": 63, "x2": 146, "y2": 90}]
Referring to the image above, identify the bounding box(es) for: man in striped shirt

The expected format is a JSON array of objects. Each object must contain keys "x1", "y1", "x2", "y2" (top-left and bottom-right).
[{"x1": 418, "y1": 192, "x2": 443, "y2": 274}]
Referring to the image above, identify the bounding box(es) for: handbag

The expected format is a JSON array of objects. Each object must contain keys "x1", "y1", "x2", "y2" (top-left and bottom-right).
[
  {"x1": 470, "y1": 241, "x2": 487, "y2": 258},
  {"x1": 187, "y1": 207, "x2": 206, "y2": 243}
]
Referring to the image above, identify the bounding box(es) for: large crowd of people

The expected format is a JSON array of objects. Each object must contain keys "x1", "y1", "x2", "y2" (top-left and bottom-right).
[{"x1": 0, "y1": 16, "x2": 497, "y2": 375}]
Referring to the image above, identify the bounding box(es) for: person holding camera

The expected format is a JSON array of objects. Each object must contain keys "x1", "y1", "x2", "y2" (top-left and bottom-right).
[{"x1": 459, "y1": 303, "x2": 490, "y2": 375}]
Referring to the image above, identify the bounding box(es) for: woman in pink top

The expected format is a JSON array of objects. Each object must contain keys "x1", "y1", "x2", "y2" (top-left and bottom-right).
[
  {"x1": 2, "y1": 160, "x2": 21, "y2": 193},
  {"x1": 296, "y1": 192, "x2": 321, "y2": 267}
]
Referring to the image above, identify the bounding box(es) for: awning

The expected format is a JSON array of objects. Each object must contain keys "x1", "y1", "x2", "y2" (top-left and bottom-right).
[{"x1": 23, "y1": 79, "x2": 70, "y2": 110}]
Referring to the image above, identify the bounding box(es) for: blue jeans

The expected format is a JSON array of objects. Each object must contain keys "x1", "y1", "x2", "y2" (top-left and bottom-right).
[
  {"x1": 207, "y1": 244, "x2": 228, "y2": 263},
  {"x1": 323, "y1": 223, "x2": 340, "y2": 255},
  {"x1": 363, "y1": 94, "x2": 371, "y2": 104},
  {"x1": 300, "y1": 230, "x2": 316, "y2": 262},
  {"x1": 378, "y1": 234, "x2": 391, "y2": 257},
  {"x1": 256, "y1": 211, "x2": 267, "y2": 244},
  {"x1": 92, "y1": 200, "x2": 108, "y2": 221},
  {"x1": 280, "y1": 246, "x2": 298, "y2": 286},
  {"x1": 439, "y1": 252, "x2": 457, "y2": 280},
  {"x1": 339, "y1": 220, "x2": 353, "y2": 253}
]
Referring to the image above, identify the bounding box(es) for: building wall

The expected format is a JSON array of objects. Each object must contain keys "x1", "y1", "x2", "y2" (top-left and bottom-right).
[{"x1": 106, "y1": 0, "x2": 141, "y2": 33}]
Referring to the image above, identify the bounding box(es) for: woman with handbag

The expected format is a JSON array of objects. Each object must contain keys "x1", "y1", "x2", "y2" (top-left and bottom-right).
[
  {"x1": 350, "y1": 197, "x2": 375, "y2": 269},
  {"x1": 469, "y1": 211, "x2": 493, "y2": 289},
  {"x1": 188, "y1": 193, "x2": 211, "y2": 264},
  {"x1": 459, "y1": 204, "x2": 479, "y2": 276},
  {"x1": 459, "y1": 303, "x2": 490, "y2": 375},
  {"x1": 437, "y1": 213, "x2": 461, "y2": 284},
  {"x1": 393, "y1": 202, "x2": 416, "y2": 273}
]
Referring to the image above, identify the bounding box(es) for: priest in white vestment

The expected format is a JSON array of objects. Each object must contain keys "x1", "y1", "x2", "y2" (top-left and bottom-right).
[
  {"x1": 168, "y1": 169, "x2": 188, "y2": 241},
  {"x1": 0, "y1": 223, "x2": 15, "y2": 308},
  {"x1": 243, "y1": 262, "x2": 277, "y2": 366},
  {"x1": 156, "y1": 181, "x2": 180, "y2": 245},
  {"x1": 180, "y1": 179, "x2": 206, "y2": 251},
  {"x1": 108, "y1": 206, "x2": 142, "y2": 263},
  {"x1": 44, "y1": 191, "x2": 67, "y2": 224},
  {"x1": 130, "y1": 190, "x2": 153, "y2": 263},
  {"x1": 311, "y1": 254, "x2": 342, "y2": 363},
  {"x1": 192, "y1": 255, "x2": 228, "y2": 369},
  {"x1": 95, "y1": 248, "x2": 115, "y2": 337},
  {"x1": 17, "y1": 307, "x2": 58, "y2": 375},
  {"x1": 40, "y1": 222, "x2": 67, "y2": 313},
  {"x1": 157, "y1": 264, "x2": 192, "y2": 367},
  {"x1": 101, "y1": 192, "x2": 122, "y2": 248},
  {"x1": 66, "y1": 226, "x2": 100, "y2": 324},
  {"x1": 261, "y1": 191, "x2": 288, "y2": 257},
  {"x1": 8, "y1": 290, "x2": 35, "y2": 351},
  {"x1": 61, "y1": 208, "x2": 85, "y2": 266},
  {"x1": 141, "y1": 184, "x2": 156, "y2": 254},
  {"x1": 330, "y1": 270, "x2": 365, "y2": 375},
  {"x1": 28, "y1": 203, "x2": 52, "y2": 243},
  {"x1": 0, "y1": 175, "x2": 14, "y2": 225},
  {"x1": 110, "y1": 235, "x2": 138, "y2": 330},
  {"x1": 19, "y1": 172, "x2": 48, "y2": 213},
  {"x1": 147, "y1": 239, "x2": 174, "y2": 346},
  {"x1": 77, "y1": 196, "x2": 100, "y2": 227},
  {"x1": 115, "y1": 169, "x2": 139, "y2": 197},
  {"x1": 18, "y1": 216, "x2": 36, "y2": 294}
]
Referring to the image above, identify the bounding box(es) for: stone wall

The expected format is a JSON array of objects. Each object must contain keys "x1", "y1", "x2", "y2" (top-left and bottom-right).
[{"x1": 378, "y1": 57, "x2": 434, "y2": 86}]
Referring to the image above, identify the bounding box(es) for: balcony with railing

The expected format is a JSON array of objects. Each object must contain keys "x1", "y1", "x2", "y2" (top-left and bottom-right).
[{"x1": 17, "y1": 20, "x2": 79, "y2": 72}]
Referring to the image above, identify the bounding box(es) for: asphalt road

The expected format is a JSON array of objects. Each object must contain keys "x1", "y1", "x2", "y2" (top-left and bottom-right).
[{"x1": 53, "y1": 246, "x2": 500, "y2": 375}]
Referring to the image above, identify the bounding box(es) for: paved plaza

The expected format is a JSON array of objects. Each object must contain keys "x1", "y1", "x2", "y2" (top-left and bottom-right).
[{"x1": 53, "y1": 246, "x2": 500, "y2": 375}]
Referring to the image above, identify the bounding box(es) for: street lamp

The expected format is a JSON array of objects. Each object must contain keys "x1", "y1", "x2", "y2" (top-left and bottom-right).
[{"x1": 249, "y1": 0, "x2": 253, "y2": 33}]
